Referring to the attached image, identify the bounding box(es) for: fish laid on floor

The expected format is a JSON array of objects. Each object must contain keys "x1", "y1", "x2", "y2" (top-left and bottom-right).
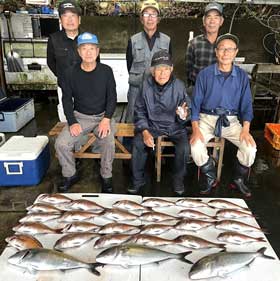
[
  {"x1": 128, "y1": 234, "x2": 174, "y2": 247},
  {"x1": 5, "y1": 234, "x2": 43, "y2": 251},
  {"x1": 8, "y1": 248, "x2": 102, "y2": 275},
  {"x1": 174, "y1": 234, "x2": 225, "y2": 249},
  {"x1": 217, "y1": 231, "x2": 266, "y2": 245},
  {"x1": 215, "y1": 220, "x2": 266, "y2": 233},
  {"x1": 61, "y1": 222, "x2": 100, "y2": 233},
  {"x1": 175, "y1": 219, "x2": 215, "y2": 232},
  {"x1": 112, "y1": 200, "x2": 147, "y2": 212},
  {"x1": 36, "y1": 193, "x2": 72, "y2": 205},
  {"x1": 141, "y1": 198, "x2": 175, "y2": 208},
  {"x1": 189, "y1": 247, "x2": 274, "y2": 279},
  {"x1": 58, "y1": 199, "x2": 104, "y2": 212},
  {"x1": 93, "y1": 234, "x2": 132, "y2": 249},
  {"x1": 140, "y1": 211, "x2": 177, "y2": 222},
  {"x1": 175, "y1": 198, "x2": 209, "y2": 208},
  {"x1": 13, "y1": 222, "x2": 61, "y2": 235},
  {"x1": 140, "y1": 223, "x2": 173, "y2": 235},
  {"x1": 54, "y1": 233, "x2": 100, "y2": 250},
  {"x1": 215, "y1": 209, "x2": 254, "y2": 219},
  {"x1": 19, "y1": 212, "x2": 61, "y2": 223},
  {"x1": 96, "y1": 244, "x2": 193, "y2": 267},
  {"x1": 178, "y1": 209, "x2": 215, "y2": 220},
  {"x1": 26, "y1": 203, "x2": 62, "y2": 214},
  {"x1": 100, "y1": 209, "x2": 139, "y2": 221},
  {"x1": 207, "y1": 199, "x2": 250, "y2": 211},
  {"x1": 99, "y1": 223, "x2": 140, "y2": 235},
  {"x1": 58, "y1": 210, "x2": 100, "y2": 222}
]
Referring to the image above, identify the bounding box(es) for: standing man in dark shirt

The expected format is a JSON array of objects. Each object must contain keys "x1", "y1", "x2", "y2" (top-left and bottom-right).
[
  {"x1": 125, "y1": 0, "x2": 172, "y2": 124},
  {"x1": 186, "y1": 2, "x2": 224, "y2": 88},
  {"x1": 55, "y1": 32, "x2": 117, "y2": 193}
]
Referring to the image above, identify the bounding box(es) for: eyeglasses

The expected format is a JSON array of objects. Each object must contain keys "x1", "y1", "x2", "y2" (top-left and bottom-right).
[
  {"x1": 216, "y1": 47, "x2": 237, "y2": 53},
  {"x1": 142, "y1": 12, "x2": 158, "y2": 18}
]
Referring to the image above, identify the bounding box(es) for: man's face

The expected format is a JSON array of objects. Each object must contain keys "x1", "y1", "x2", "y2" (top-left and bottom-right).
[
  {"x1": 141, "y1": 8, "x2": 159, "y2": 32},
  {"x1": 60, "y1": 10, "x2": 80, "y2": 32},
  {"x1": 215, "y1": 39, "x2": 238, "y2": 66},
  {"x1": 78, "y1": 44, "x2": 99, "y2": 64},
  {"x1": 203, "y1": 10, "x2": 224, "y2": 35},
  {"x1": 152, "y1": 65, "x2": 173, "y2": 85}
]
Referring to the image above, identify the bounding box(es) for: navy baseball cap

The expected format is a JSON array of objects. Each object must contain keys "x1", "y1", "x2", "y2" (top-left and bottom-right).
[
  {"x1": 204, "y1": 2, "x2": 223, "y2": 15},
  {"x1": 216, "y1": 33, "x2": 239, "y2": 47},
  {"x1": 77, "y1": 32, "x2": 99, "y2": 46},
  {"x1": 58, "y1": 1, "x2": 81, "y2": 17},
  {"x1": 151, "y1": 50, "x2": 172, "y2": 67}
]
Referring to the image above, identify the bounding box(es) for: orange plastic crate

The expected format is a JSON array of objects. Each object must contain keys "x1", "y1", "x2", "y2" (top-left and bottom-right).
[{"x1": 264, "y1": 123, "x2": 280, "y2": 150}]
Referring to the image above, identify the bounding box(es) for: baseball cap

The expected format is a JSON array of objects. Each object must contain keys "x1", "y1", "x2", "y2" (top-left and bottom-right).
[
  {"x1": 204, "y1": 2, "x2": 223, "y2": 15},
  {"x1": 151, "y1": 50, "x2": 172, "y2": 67},
  {"x1": 141, "y1": 0, "x2": 160, "y2": 14},
  {"x1": 77, "y1": 32, "x2": 99, "y2": 46},
  {"x1": 58, "y1": 1, "x2": 81, "y2": 17},
  {"x1": 216, "y1": 33, "x2": 239, "y2": 47}
]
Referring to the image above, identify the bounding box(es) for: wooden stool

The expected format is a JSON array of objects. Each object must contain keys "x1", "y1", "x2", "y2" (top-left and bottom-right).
[{"x1": 155, "y1": 136, "x2": 225, "y2": 182}]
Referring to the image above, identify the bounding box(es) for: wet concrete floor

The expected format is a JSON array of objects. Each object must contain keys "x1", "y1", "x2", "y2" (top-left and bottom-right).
[{"x1": 0, "y1": 99, "x2": 279, "y2": 257}]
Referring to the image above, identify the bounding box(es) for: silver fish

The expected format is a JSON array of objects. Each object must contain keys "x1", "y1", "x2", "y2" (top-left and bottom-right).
[
  {"x1": 61, "y1": 222, "x2": 100, "y2": 233},
  {"x1": 58, "y1": 210, "x2": 100, "y2": 222},
  {"x1": 8, "y1": 248, "x2": 101, "y2": 275},
  {"x1": 5, "y1": 234, "x2": 43, "y2": 251},
  {"x1": 189, "y1": 247, "x2": 274, "y2": 279},
  {"x1": 140, "y1": 223, "x2": 173, "y2": 235},
  {"x1": 26, "y1": 203, "x2": 62, "y2": 214},
  {"x1": 128, "y1": 234, "x2": 174, "y2": 247},
  {"x1": 175, "y1": 219, "x2": 215, "y2": 232},
  {"x1": 13, "y1": 222, "x2": 61, "y2": 235},
  {"x1": 37, "y1": 193, "x2": 72, "y2": 205},
  {"x1": 215, "y1": 220, "x2": 265, "y2": 233},
  {"x1": 101, "y1": 209, "x2": 139, "y2": 221},
  {"x1": 96, "y1": 244, "x2": 192, "y2": 267},
  {"x1": 215, "y1": 209, "x2": 254, "y2": 219},
  {"x1": 178, "y1": 209, "x2": 215, "y2": 220},
  {"x1": 113, "y1": 200, "x2": 147, "y2": 212},
  {"x1": 207, "y1": 199, "x2": 250, "y2": 211},
  {"x1": 141, "y1": 198, "x2": 175, "y2": 208},
  {"x1": 175, "y1": 198, "x2": 208, "y2": 208},
  {"x1": 54, "y1": 233, "x2": 100, "y2": 250},
  {"x1": 140, "y1": 211, "x2": 177, "y2": 222},
  {"x1": 174, "y1": 234, "x2": 225, "y2": 249},
  {"x1": 60, "y1": 199, "x2": 104, "y2": 212},
  {"x1": 93, "y1": 234, "x2": 131, "y2": 249},
  {"x1": 99, "y1": 223, "x2": 140, "y2": 235},
  {"x1": 19, "y1": 212, "x2": 61, "y2": 223},
  {"x1": 217, "y1": 231, "x2": 266, "y2": 245}
]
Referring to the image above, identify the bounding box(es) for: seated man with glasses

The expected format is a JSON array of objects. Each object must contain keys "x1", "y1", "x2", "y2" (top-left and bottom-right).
[
  {"x1": 128, "y1": 50, "x2": 191, "y2": 196},
  {"x1": 190, "y1": 33, "x2": 257, "y2": 197}
]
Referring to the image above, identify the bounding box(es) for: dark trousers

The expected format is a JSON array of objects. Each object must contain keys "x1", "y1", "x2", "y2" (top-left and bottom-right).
[{"x1": 132, "y1": 130, "x2": 188, "y2": 188}]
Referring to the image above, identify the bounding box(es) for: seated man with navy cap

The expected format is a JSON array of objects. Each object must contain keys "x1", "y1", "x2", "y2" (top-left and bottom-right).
[
  {"x1": 55, "y1": 32, "x2": 117, "y2": 193},
  {"x1": 128, "y1": 50, "x2": 191, "y2": 196},
  {"x1": 190, "y1": 33, "x2": 257, "y2": 197}
]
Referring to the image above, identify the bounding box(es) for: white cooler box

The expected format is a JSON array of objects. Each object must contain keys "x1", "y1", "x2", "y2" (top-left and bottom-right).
[{"x1": 0, "y1": 136, "x2": 50, "y2": 186}]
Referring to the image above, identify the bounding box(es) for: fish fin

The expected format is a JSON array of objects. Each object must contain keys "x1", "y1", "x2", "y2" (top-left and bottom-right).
[
  {"x1": 89, "y1": 262, "x2": 103, "y2": 276},
  {"x1": 257, "y1": 247, "x2": 275, "y2": 260},
  {"x1": 179, "y1": 251, "x2": 193, "y2": 264},
  {"x1": 218, "y1": 243, "x2": 227, "y2": 249},
  {"x1": 55, "y1": 228, "x2": 63, "y2": 234},
  {"x1": 257, "y1": 237, "x2": 266, "y2": 242}
]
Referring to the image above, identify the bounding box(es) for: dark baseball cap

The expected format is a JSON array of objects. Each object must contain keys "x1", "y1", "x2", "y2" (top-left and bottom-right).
[
  {"x1": 151, "y1": 50, "x2": 172, "y2": 67},
  {"x1": 216, "y1": 33, "x2": 239, "y2": 47},
  {"x1": 58, "y1": 1, "x2": 81, "y2": 17},
  {"x1": 204, "y1": 2, "x2": 223, "y2": 15}
]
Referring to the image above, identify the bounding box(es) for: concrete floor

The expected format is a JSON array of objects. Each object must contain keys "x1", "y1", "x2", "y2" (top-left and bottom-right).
[{"x1": 0, "y1": 99, "x2": 280, "y2": 258}]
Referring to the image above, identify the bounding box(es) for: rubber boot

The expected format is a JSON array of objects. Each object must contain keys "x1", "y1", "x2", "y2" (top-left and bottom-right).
[
  {"x1": 199, "y1": 157, "x2": 217, "y2": 195},
  {"x1": 230, "y1": 162, "x2": 251, "y2": 197}
]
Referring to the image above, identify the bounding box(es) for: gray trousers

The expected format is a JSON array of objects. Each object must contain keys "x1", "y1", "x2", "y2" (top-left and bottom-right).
[
  {"x1": 55, "y1": 111, "x2": 116, "y2": 178},
  {"x1": 125, "y1": 85, "x2": 141, "y2": 123}
]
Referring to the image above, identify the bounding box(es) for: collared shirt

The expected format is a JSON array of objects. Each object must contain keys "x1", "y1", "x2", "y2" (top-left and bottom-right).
[
  {"x1": 126, "y1": 30, "x2": 172, "y2": 72},
  {"x1": 186, "y1": 34, "x2": 217, "y2": 85},
  {"x1": 191, "y1": 63, "x2": 253, "y2": 122}
]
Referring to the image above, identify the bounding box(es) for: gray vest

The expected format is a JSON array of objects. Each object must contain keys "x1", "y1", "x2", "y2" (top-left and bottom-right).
[{"x1": 129, "y1": 31, "x2": 170, "y2": 87}]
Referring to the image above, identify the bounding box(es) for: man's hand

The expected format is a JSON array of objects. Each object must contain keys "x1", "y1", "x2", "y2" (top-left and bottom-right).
[
  {"x1": 176, "y1": 102, "x2": 189, "y2": 120},
  {"x1": 98, "y1": 118, "x2": 111, "y2": 138},
  {"x1": 190, "y1": 121, "x2": 204, "y2": 145},
  {"x1": 70, "y1": 123, "x2": 83, "y2": 137},
  {"x1": 240, "y1": 121, "x2": 256, "y2": 146},
  {"x1": 142, "y1": 130, "x2": 154, "y2": 148}
]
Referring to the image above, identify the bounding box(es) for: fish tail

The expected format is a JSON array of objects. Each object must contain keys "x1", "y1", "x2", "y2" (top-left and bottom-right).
[
  {"x1": 88, "y1": 262, "x2": 104, "y2": 276},
  {"x1": 217, "y1": 243, "x2": 226, "y2": 249},
  {"x1": 256, "y1": 237, "x2": 266, "y2": 242},
  {"x1": 178, "y1": 251, "x2": 193, "y2": 264},
  {"x1": 55, "y1": 228, "x2": 63, "y2": 234},
  {"x1": 258, "y1": 247, "x2": 275, "y2": 260}
]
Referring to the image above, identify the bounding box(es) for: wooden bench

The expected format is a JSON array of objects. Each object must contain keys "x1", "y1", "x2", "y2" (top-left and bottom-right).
[
  {"x1": 49, "y1": 122, "x2": 134, "y2": 159},
  {"x1": 155, "y1": 136, "x2": 225, "y2": 182}
]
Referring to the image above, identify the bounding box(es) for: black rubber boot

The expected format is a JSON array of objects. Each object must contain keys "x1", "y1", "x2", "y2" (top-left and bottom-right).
[
  {"x1": 230, "y1": 162, "x2": 251, "y2": 197},
  {"x1": 101, "y1": 177, "x2": 113, "y2": 193},
  {"x1": 173, "y1": 185, "x2": 185, "y2": 197},
  {"x1": 58, "y1": 173, "x2": 79, "y2": 193},
  {"x1": 199, "y1": 157, "x2": 217, "y2": 195},
  {"x1": 127, "y1": 183, "x2": 145, "y2": 195}
]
